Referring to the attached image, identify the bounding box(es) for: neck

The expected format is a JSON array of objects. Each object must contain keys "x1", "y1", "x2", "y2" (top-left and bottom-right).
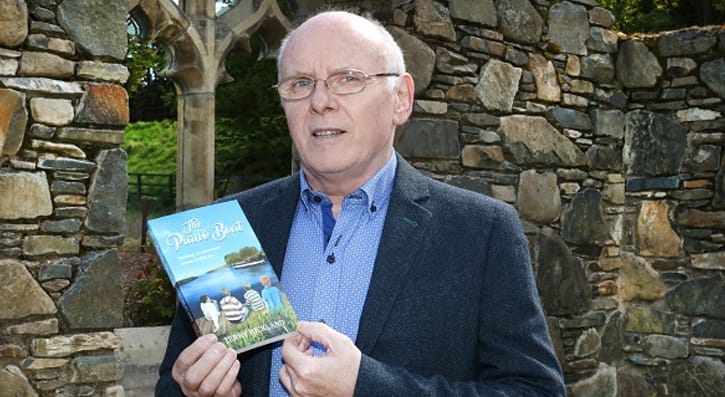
[
  {"x1": 302, "y1": 152, "x2": 393, "y2": 219},
  {"x1": 303, "y1": 173, "x2": 361, "y2": 219}
]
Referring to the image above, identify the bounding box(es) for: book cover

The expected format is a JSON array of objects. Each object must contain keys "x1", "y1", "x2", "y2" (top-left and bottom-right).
[{"x1": 147, "y1": 200, "x2": 298, "y2": 353}]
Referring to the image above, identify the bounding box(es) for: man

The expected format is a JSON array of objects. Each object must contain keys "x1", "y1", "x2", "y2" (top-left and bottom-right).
[
  {"x1": 259, "y1": 275, "x2": 284, "y2": 311},
  {"x1": 156, "y1": 10, "x2": 565, "y2": 397},
  {"x1": 199, "y1": 295, "x2": 221, "y2": 333},
  {"x1": 243, "y1": 282, "x2": 268, "y2": 312},
  {"x1": 219, "y1": 288, "x2": 247, "y2": 323}
]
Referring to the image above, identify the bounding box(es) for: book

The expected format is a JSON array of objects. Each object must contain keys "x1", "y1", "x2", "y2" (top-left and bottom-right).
[{"x1": 147, "y1": 200, "x2": 298, "y2": 353}]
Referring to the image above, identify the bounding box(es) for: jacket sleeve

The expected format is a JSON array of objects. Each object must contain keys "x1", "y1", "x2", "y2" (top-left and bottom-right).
[
  {"x1": 154, "y1": 304, "x2": 196, "y2": 397},
  {"x1": 353, "y1": 204, "x2": 566, "y2": 397}
]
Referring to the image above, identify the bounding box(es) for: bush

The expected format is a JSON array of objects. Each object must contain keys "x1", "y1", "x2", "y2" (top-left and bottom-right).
[
  {"x1": 123, "y1": 252, "x2": 177, "y2": 327},
  {"x1": 123, "y1": 120, "x2": 177, "y2": 174}
]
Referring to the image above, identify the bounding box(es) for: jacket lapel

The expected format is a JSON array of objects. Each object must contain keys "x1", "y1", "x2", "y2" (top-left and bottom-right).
[
  {"x1": 237, "y1": 175, "x2": 299, "y2": 397},
  {"x1": 355, "y1": 157, "x2": 432, "y2": 354},
  {"x1": 246, "y1": 175, "x2": 300, "y2": 277}
]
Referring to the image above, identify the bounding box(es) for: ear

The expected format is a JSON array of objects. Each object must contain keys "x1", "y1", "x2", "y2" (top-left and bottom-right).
[{"x1": 392, "y1": 73, "x2": 415, "y2": 126}]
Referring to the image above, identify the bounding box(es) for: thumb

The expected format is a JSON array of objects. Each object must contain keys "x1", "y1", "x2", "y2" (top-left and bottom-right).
[{"x1": 296, "y1": 320, "x2": 345, "y2": 352}]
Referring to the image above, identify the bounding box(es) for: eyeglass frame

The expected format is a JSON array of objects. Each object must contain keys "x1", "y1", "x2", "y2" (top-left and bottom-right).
[{"x1": 274, "y1": 69, "x2": 401, "y2": 100}]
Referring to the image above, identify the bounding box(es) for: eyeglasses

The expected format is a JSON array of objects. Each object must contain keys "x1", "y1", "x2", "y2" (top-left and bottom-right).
[{"x1": 275, "y1": 69, "x2": 400, "y2": 100}]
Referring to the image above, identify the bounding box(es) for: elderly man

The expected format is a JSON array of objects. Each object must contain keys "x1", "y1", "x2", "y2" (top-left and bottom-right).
[{"x1": 156, "y1": 9, "x2": 565, "y2": 397}]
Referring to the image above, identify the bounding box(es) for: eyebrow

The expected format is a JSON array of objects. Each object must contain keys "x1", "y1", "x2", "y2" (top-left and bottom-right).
[{"x1": 282, "y1": 67, "x2": 368, "y2": 77}]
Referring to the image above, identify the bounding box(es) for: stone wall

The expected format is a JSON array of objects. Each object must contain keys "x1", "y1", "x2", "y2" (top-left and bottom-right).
[
  {"x1": 0, "y1": 0, "x2": 129, "y2": 396},
  {"x1": 388, "y1": 0, "x2": 725, "y2": 395},
  {"x1": 0, "y1": 0, "x2": 723, "y2": 396}
]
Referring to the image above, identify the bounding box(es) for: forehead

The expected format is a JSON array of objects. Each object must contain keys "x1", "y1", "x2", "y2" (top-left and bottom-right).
[{"x1": 280, "y1": 15, "x2": 386, "y2": 74}]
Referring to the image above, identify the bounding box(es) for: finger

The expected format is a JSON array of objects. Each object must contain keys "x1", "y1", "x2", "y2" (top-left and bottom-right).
[
  {"x1": 175, "y1": 334, "x2": 218, "y2": 372},
  {"x1": 293, "y1": 332, "x2": 312, "y2": 352},
  {"x1": 172, "y1": 334, "x2": 218, "y2": 389},
  {"x1": 281, "y1": 335, "x2": 309, "y2": 368},
  {"x1": 278, "y1": 363, "x2": 293, "y2": 394},
  {"x1": 197, "y1": 348, "x2": 237, "y2": 396},
  {"x1": 213, "y1": 359, "x2": 240, "y2": 397},
  {"x1": 230, "y1": 381, "x2": 242, "y2": 397},
  {"x1": 183, "y1": 342, "x2": 236, "y2": 396}
]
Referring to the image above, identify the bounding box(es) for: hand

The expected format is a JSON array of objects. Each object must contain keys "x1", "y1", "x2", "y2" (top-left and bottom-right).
[
  {"x1": 172, "y1": 333, "x2": 242, "y2": 397},
  {"x1": 279, "y1": 321, "x2": 361, "y2": 397}
]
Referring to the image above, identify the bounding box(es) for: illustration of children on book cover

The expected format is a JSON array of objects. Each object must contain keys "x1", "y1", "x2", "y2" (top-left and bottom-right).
[{"x1": 147, "y1": 201, "x2": 298, "y2": 353}]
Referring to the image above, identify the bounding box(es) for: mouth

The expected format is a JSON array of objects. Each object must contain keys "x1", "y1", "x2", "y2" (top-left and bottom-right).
[{"x1": 312, "y1": 129, "x2": 346, "y2": 138}]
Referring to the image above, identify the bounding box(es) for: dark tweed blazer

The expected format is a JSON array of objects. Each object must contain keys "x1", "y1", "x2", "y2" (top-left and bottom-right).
[{"x1": 156, "y1": 156, "x2": 565, "y2": 396}]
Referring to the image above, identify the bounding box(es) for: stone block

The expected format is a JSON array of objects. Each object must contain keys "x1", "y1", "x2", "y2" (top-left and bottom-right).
[
  {"x1": 32, "y1": 332, "x2": 122, "y2": 358},
  {"x1": 449, "y1": 0, "x2": 496, "y2": 27},
  {"x1": 75, "y1": 84, "x2": 129, "y2": 126},
  {"x1": 499, "y1": 115, "x2": 586, "y2": 167},
  {"x1": 396, "y1": 118, "x2": 460, "y2": 159},
  {"x1": 0, "y1": 88, "x2": 27, "y2": 158},
  {"x1": 387, "y1": 27, "x2": 435, "y2": 95},
  {"x1": 0, "y1": 0, "x2": 28, "y2": 47},
  {"x1": 476, "y1": 59, "x2": 522, "y2": 112},
  {"x1": 57, "y1": 0, "x2": 128, "y2": 60},
  {"x1": 413, "y1": 0, "x2": 456, "y2": 42},
  {"x1": 30, "y1": 97, "x2": 74, "y2": 126},
  {"x1": 548, "y1": 1, "x2": 589, "y2": 56},
  {"x1": 71, "y1": 355, "x2": 123, "y2": 382},
  {"x1": 616, "y1": 40, "x2": 662, "y2": 88},
  {"x1": 495, "y1": 0, "x2": 542, "y2": 44},
  {"x1": 85, "y1": 149, "x2": 128, "y2": 233},
  {"x1": 0, "y1": 170, "x2": 52, "y2": 219},
  {"x1": 0, "y1": 366, "x2": 36, "y2": 397},
  {"x1": 0, "y1": 259, "x2": 57, "y2": 320},
  {"x1": 19, "y1": 51, "x2": 75, "y2": 79},
  {"x1": 57, "y1": 250, "x2": 125, "y2": 329},
  {"x1": 23, "y1": 235, "x2": 79, "y2": 256},
  {"x1": 624, "y1": 110, "x2": 687, "y2": 176},
  {"x1": 517, "y1": 170, "x2": 561, "y2": 224},
  {"x1": 658, "y1": 28, "x2": 718, "y2": 57},
  {"x1": 77, "y1": 61, "x2": 130, "y2": 83},
  {"x1": 461, "y1": 145, "x2": 504, "y2": 169}
]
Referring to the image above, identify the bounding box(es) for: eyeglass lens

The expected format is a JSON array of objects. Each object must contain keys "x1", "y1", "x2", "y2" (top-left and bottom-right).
[{"x1": 281, "y1": 70, "x2": 367, "y2": 99}]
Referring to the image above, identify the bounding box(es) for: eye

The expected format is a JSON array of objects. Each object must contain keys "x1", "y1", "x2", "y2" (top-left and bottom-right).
[
  {"x1": 289, "y1": 77, "x2": 315, "y2": 89},
  {"x1": 333, "y1": 71, "x2": 364, "y2": 85}
]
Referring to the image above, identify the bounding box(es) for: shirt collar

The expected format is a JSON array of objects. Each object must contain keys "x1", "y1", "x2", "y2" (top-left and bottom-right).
[{"x1": 299, "y1": 152, "x2": 397, "y2": 214}]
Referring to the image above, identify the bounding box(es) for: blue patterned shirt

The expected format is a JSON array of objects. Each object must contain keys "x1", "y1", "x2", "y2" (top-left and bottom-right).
[{"x1": 268, "y1": 153, "x2": 397, "y2": 396}]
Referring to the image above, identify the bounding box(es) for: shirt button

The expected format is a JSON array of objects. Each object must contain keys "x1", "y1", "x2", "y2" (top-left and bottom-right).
[{"x1": 313, "y1": 196, "x2": 322, "y2": 203}]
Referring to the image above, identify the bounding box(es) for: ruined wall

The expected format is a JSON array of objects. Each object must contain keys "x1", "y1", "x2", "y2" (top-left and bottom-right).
[
  {"x1": 0, "y1": 0, "x2": 129, "y2": 396},
  {"x1": 0, "y1": 0, "x2": 724, "y2": 396},
  {"x1": 387, "y1": 0, "x2": 725, "y2": 395}
]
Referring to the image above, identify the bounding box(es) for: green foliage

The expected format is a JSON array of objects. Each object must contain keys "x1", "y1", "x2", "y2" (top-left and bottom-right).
[
  {"x1": 125, "y1": 35, "x2": 165, "y2": 96},
  {"x1": 598, "y1": 0, "x2": 725, "y2": 33},
  {"x1": 716, "y1": 0, "x2": 725, "y2": 12},
  {"x1": 598, "y1": 0, "x2": 676, "y2": 33},
  {"x1": 215, "y1": 43, "x2": 291, "y2": 181},
  {"x1": 123, "y1": 41, "x2": 291, "y2": 193},
  {"x1": 124, "y1": 35, "x2": 176, "y2": 121},
  {"x1": 224, "y1": 246, "x2": 265, "y2": 264},
  {"x1": 123, "y1": 120, "x2": 177, "y2": 174},
  {"x1": 124, "y1": 256, "x2": 177, "y2": 326}
]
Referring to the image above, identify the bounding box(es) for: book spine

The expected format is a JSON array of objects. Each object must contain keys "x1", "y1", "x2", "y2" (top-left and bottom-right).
[
  {"x1": 147, "y1": 226, "x2": 202, "y2": 337},
  {"x1": 176, "y1": 288, "x2": 202, "y2": 337}
]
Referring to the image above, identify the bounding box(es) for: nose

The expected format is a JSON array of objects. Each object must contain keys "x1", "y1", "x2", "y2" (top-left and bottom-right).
[{"x1": 309, "y1": 79, "x2": 336, "y2": 113}]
